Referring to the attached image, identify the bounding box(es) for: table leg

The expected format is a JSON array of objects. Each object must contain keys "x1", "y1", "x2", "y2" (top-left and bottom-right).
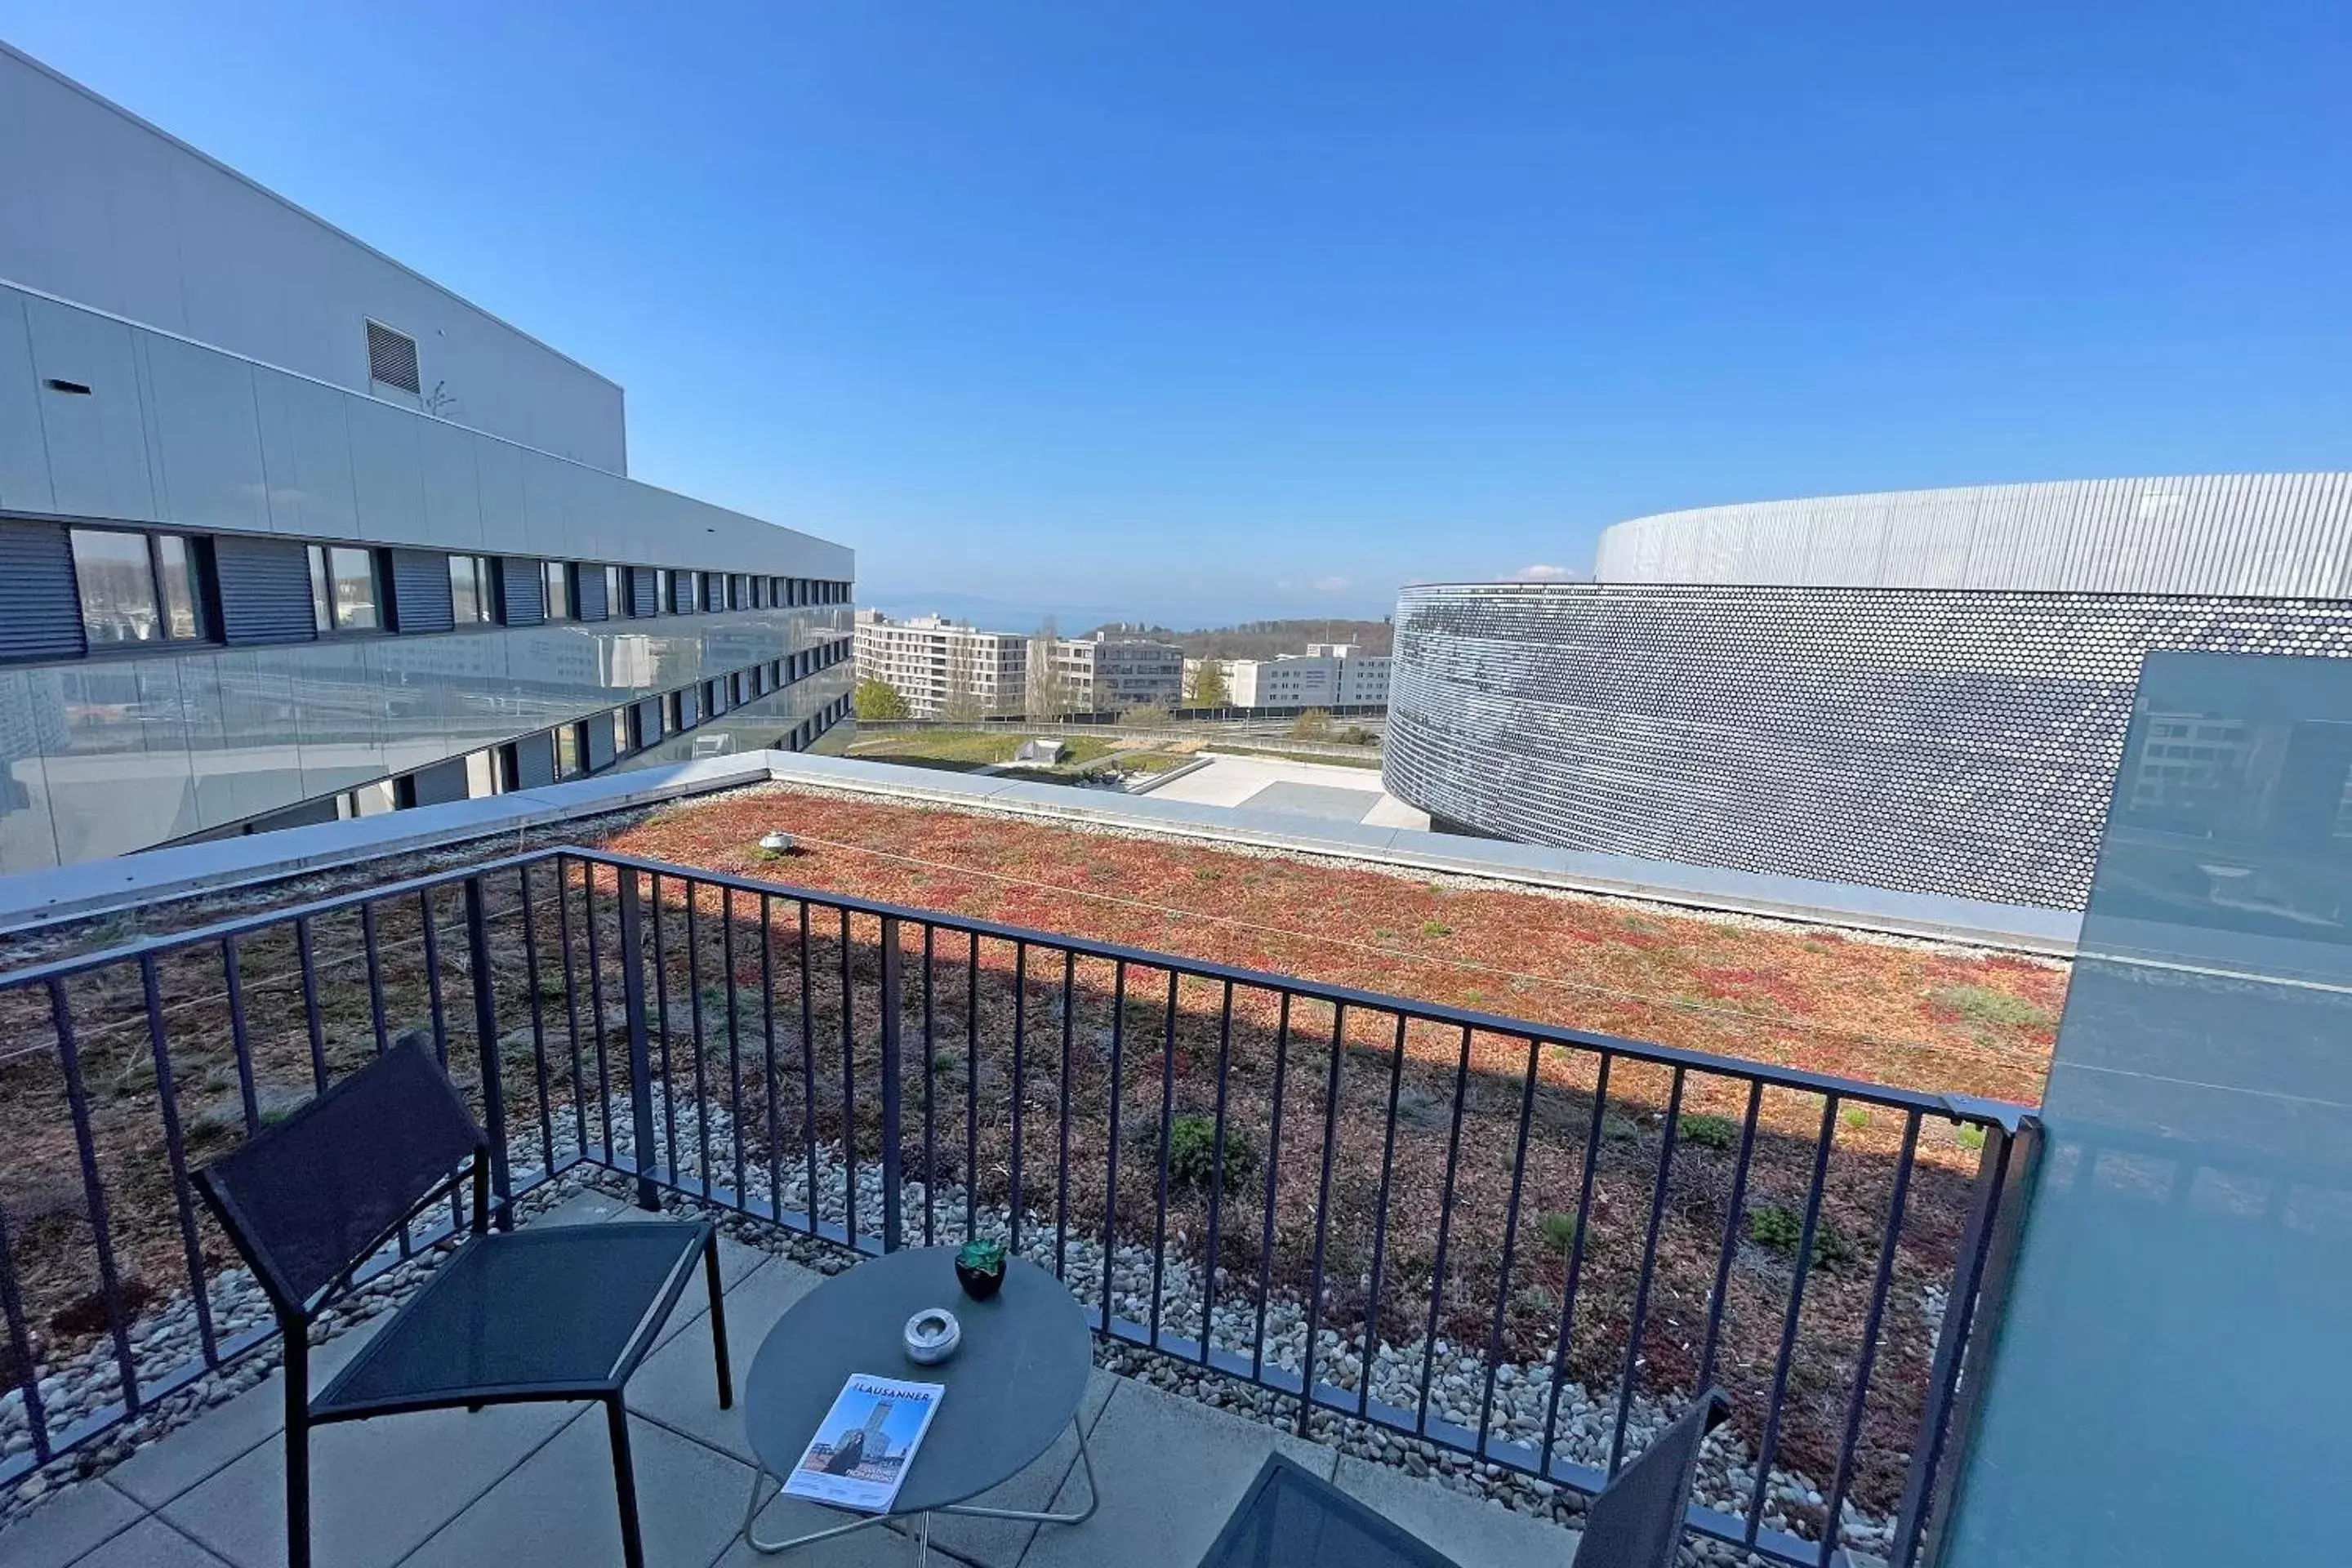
[
  {"x1": 933, "y1": 1412, "x2": 1100, "y2": 1527},
  {"x1": 739, "y1": 1468, "x2": 904, "y2": 1555}
]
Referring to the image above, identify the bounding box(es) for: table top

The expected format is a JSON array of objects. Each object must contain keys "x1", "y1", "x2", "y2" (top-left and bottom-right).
[{"x1": 742, "y1": 1247, "x2": 1093, "y2": 1514}]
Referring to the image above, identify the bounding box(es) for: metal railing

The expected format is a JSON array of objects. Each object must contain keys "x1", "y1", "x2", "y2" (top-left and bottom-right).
[{"x1": 0, "y1": 845, "x2": 2036, "y2": 1566}]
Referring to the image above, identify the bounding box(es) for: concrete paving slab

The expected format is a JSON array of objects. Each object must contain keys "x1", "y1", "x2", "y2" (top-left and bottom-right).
[
  {"x1": 915, "y1": 1367, "x2": 1118, "y2": 1568},
  {"x1": 399, "y1": 1410, "x2": 753, "y2": 1568},
  {"x1": 0, "y1": 1478, "x2": 145, "y2": 1568},
  {"x1": 1333, "y1": 1454, "x2": 1579, "y2": 1568},
  {"x1": 62, "y1": 1515, "x2": 234, "y2": 1567},
  {"x1": 628, "y1": 1258, "x2": 823, "y2": 1456},
  {"x1": 110, "y1": 1316, "x2": 389, "y2": 1509},
  {"x1": 159, "y1": 1396, "x2": 574, "y2": 1568},
  {"x1": 1016, "y1": 1379, "x2": 1336, "y2": 1568}
]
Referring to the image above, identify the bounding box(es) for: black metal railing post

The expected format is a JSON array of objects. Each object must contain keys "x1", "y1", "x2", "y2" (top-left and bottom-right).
[
  {"x1": 879, "y1": 915, "x2": 904, "y2": 1253},
  {"x1": 614, "y1": 867, "x2": 662, "y2": 1211},
  {"x1": 464, "y1": 876, "x2": 515, "y2": 1229}
]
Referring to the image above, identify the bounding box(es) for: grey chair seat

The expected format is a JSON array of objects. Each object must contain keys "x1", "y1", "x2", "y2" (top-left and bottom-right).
[{"x1": 314, "y1": 1222, "x2": 710, "y2": 1418}]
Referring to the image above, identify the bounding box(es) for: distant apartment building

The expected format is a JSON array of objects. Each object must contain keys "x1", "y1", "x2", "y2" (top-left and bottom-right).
[
  {"x1": 1042, "y1": 632, "x2": 1185, "y2": 712},
  {"x1": 854, "y1": 612, "x2": 1028, "y2": 717},
  {"x1": 856, "y1": 614, "x2": 1183, "y2": 717},
  {"x1": 0, "y1": 45, "x2": 854, "y2": 871},
  {"x1": 1218, "y1": 648, "x2": 1392, "y2": 708}
]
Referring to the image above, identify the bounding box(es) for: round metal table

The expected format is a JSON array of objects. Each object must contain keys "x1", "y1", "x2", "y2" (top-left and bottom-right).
[{"x1": 738, "y1": 1247, "x2": 1099, "y2": 1557}]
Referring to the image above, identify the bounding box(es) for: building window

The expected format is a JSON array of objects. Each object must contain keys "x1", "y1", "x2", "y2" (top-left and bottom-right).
[
  {"x1": 604, "y1": 565, "x2": 623, "y2": 617},
  {"x1": 654, "y1": 569, "x2": 671, "y2": 616},
  {"x1": 449, "y1": 555, "x2": 492, "y2": 624},
  {"x1": 702, "y1": 571, "x2": 723, "y2": 610},
  {"x1": 544, "y1": 561, "x2": 573, "y2": 620},
  {"x1": 306, "y1": 545, "x2": 381, "y2": 632},
  {"x1": 69, "y1": 528, "x2": 209, "y2": 648},
  {"x1": 676, "y1": 571, "x2": 699, "y2": 613},
  {"x1": 555, "y1": 724, "x2": 581, "y2": 777},
  {"x1": 611, "y1": 708, "x2": 630, "y2": 755}
]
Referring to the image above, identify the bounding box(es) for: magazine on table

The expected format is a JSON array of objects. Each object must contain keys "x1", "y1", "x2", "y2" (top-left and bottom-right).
[{"x1": 781, "y1": 1374, "x2": 945, "y2": 1512}]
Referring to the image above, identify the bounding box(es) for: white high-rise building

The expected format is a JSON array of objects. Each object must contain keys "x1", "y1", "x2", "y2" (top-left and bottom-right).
[{"x1": 854, "y1": 613, "x2": 1031, "y2": 718}]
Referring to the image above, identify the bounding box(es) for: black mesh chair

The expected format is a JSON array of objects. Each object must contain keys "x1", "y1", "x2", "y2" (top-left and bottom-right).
[
  {"x1": 195, "y1": 1036, "x2": 732, "y2": 1568},
  {"x1": 1571, "y1": 1388, "x2": 1730, "y2": 1568},
  {"x1": 1194, "y1": 1389, "x2": 1730, "y2": 1568}
]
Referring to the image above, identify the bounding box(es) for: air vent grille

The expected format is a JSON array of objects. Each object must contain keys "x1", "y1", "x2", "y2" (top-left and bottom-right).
[{"x1": 366, "y1": 320, "x2": 421, "y2": 394}]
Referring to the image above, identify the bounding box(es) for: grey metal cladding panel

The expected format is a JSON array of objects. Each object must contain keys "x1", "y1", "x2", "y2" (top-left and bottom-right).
[
  {"x1": 406, "y1": 757, "x2": 467, "y2": 808},
  {"x1": 497, "y1": 556, "x2": 543, "y2": 626},
  {"x1": 0, "y1": 519, "x2": 85, "y2": 661},
  {"x1": 212, "y1": 533, "x2": 316, "y2": 645},
  {"x1": 576, "y1": 565, "x2": 608, "y2": 621},
  {"x1": 1594, "y1": 474, "x2": 2352, "y2": 598},
  {"x1": 512, "y1": 729, "x2": 555, "y2": 790},
  {"x1": 629, "y1": 565, "x2": 657, "y2": 617},
  {"x1": 1387, "y1": 582, "x2": 2352, "y2": 909},
  {"x1": 387, "y1": 548, "x2": 455, "y2": 634}
]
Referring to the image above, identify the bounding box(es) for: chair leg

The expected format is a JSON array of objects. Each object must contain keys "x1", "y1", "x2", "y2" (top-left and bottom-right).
[
  {"x1": 284, "y1": 1337, "x2": 311, "y2": 1568},
  {"x1": 607, "y1": 1396, "x2": 646, "y2": 1568},
  {"x1": 705, "y1": 1229, "x2": 733, "y2": 1410}
]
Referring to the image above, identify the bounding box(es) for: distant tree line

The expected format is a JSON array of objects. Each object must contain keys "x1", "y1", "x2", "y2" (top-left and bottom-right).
[{"x1": 1079, "y1": 617, "x2": 1394, "y2": 660}]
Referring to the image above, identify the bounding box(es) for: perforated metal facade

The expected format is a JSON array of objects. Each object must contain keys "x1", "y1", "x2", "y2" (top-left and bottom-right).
[
  {"x1": 1385, "y1": 582, "x2": 2352, "y2": 908},
  {"x1": 1597, "y1": 474, "x2": 2352, "y2": 596}
]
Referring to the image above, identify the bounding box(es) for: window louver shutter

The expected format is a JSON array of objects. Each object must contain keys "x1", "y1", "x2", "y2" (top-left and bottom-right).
[
  {"x1": 367, "y1": 322, "x2": 421, "y2": 394},
  {"x1": 0, "y1": 522, "x2": 86, "y2": 662}
]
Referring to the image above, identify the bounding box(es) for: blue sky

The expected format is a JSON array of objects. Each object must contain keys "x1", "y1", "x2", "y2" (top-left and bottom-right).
[{"x1": 11, "y1": 3, "x2": 2351, "y2": 626}]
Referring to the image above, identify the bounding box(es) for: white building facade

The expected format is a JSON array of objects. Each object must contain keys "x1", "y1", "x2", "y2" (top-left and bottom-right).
[
  {"x1": 855, "y1": 613, "x2": 1029, "y2": 718},
  {"x1": 1223, "y1": 651, "x2": 1391, "y2": 708},
  {"x1": 0, "y1": 45, "x2": 856, "y2": 871}
]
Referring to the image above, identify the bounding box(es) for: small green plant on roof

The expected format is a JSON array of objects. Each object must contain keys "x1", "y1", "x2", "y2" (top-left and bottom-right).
[
  {"x1": 1747, "y1": 1203, "x2": 1860, "y2": 1269},
  {"x1": 1602, "y1": 1111, "x2": 1643, "y2": 1144},
  {"x1": 535, "y1": 973, "x2": 569, "y2": 1002},
  {"x1": 1166, "y1": 1113, "x2": 1256, "y2": 1191},
  {"x1": 1957, "y1": 1123, "x2": 1987, "y2": 1152},
  {"x1": 1842, "y1": 1106, "x2": 1873, "y2": 1131},
  {"x1": 1421, "y1": 919, "x2": 1452, "y2": 938},
  {"x1": 1930, "y1": 983, "x2": 2053, "y2": 1029},
  {"x1": 1677, "y1": 1111, "x2": 1737, "y2": 1152},
  {"x1": 1537, "y1": 1211, "x2": 1579, "y2": 1254}
]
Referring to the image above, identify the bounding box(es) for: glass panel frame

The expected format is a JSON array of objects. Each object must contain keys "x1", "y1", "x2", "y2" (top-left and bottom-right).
[
  {"x1": 544, "y1": 560, "x2": 573, "y2": 621},
  {"x1": 70, "y1": 527, "x2": 164, "y2": 648},
  {"x1": 325, "y1": 546, "x2": 381, "y2": 631}
]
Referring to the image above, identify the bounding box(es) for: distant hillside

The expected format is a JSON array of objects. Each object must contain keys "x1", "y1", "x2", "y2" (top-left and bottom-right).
[{"x1": 1079, "y1": 618, "x2": 1393, "y2": 659}]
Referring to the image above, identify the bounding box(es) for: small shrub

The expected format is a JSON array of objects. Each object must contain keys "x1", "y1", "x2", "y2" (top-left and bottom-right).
[
  {"x1": 1463, "y1": 987, "x2": 1486, "y2": 1004},
  {"x1": 1338, "y1": 724, "x2": 1374, "y2": 746},
  {"x1": 534, "y1": 973, "x2": 569, "y2": 1002},
  {"x1": 1929, "y1": 984, "x2": 2053, "y2": 1029},
  {"x1": 1421, "y1": 919, "x2": 1452, "y2": 938},
  {"x1": 1748, "y1": 1204, "x2": 1860, "y2": 1269},
  {"x1": 1166, "y1": 1113, "x2": 1255, "y2": 1191},
  {"x1": 1678, "y1": 1111, "x2": 1737, "y2": 1152},
  {"x1": 1536, "y1": 1212, "x2": 1579, "y2": 1254},
  {"x1": 1515, "y1": 1283, "x2": 1558, "y2": 1316},
  {"x1": 1289, "y1": 708, "x2": 1334, "y2": 741},
  {"x1": 1601, "y1": 1112, "x2": 1642, "y2": 1145},
  {"x1": 1118, "y1": 705, "x2": 1172, "y2": 728},
  {"x1": 1747, "y1": 1203, "x2": 1804, "y2": 1253},
  {"x1": 1842, "y1": 1106, "x2": 1872, "y2": 1131},
  {"x1": 1957, "y1": 1124, "x2": 1987, "y2": 1152},
  {"x1": 1192, "y1": 866, "x2": 1222, "y2": 883}
]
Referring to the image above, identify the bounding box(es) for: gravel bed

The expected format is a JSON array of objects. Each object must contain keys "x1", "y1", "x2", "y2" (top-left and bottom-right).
[{"x1": 2, "y1": 1089, "x2": 1898, "y2": 1566}]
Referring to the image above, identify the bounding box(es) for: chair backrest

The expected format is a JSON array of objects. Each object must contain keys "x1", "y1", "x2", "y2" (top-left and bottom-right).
[
  {"x1": 1572, "y1": 1389, "x2": 1730, "y2": 1568},
  {"x1": 195, "y1": 1036, "x2": 483, "y2": 1319}
]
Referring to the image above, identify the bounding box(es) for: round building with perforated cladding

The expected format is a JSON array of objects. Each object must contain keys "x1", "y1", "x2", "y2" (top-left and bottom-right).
[{"x1": 1385, "y1": 474, "x2": 2352, "y2": 910}]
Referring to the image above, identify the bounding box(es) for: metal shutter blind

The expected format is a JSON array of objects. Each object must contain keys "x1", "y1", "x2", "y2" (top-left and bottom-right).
[
  {"x1": 510, "y1": 732, "x2": 556, "y2": 790},
  {"x1": 405, "y1": 759, "x2": 466, "y2": 807},
  {"x1": 366, "y1": 322, "x2": 421, "y2": 394},
  {"x1": 576, "y1": 567, "x2": 608, "y2": 621},
  {"x1": 633, "y1": 697, "x2": 662, "y2": 743},
  {"x1": 497, "y1": 557, "x2": 544, "y2": 626},
  {"x1": 0, "y1": 521, "x2": 86, "y2": 662},
  {"x1": 679, "y1": 687, "x2": 701, "y2": 727},
  {"x1": 387, "y1": 550, "x2": 454, "y2": 634},
  {"x1": 212, "y1": 536, "x2": 316, "y2": 645},
  {"x1": 629, "y1": 567, "x2": 658, "y2": 617},
  {"x1": 584, "y1": 717, "x2": 617, "y2": 769}
]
